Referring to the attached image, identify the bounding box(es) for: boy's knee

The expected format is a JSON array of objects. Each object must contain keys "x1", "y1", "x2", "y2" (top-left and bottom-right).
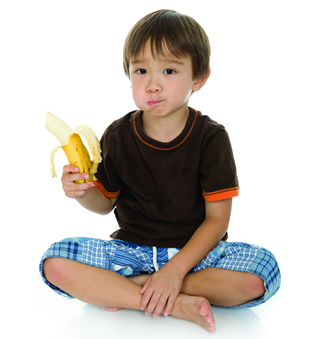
[
  {"x1": 245, "y1": 274, "x2": 266, "y2": 299},
  {"x1": 43, "y1": 257, "x2": 69, "y2": 286}
]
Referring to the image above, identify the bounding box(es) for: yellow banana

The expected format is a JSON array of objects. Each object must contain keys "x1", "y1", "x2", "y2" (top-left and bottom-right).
[{"x1": 45, "y1": 111, "x2": 102, "y2": 184}]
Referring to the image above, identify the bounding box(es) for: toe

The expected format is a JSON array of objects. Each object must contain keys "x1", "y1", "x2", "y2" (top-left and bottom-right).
[{"x1": 199, "y1": 300, "x2": 211, "y2": 316}]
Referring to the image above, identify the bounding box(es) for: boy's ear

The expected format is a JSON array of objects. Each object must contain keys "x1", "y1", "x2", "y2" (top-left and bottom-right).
[{"x1": 192, "y1": 68, "x2": 211, "y2": 92}]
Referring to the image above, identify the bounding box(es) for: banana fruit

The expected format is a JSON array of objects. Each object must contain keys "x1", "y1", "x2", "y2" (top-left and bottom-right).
[{"x1": 45, "y1": 111, "x2": 102, "y2": 183}]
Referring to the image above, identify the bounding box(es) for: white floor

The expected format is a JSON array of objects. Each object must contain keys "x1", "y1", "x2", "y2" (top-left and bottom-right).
[
  {"x1": 1, "y1": 1, "x2": 314, "y2": 338},
  {"x1": 6, "y1": 266, "x2": 311, "y2": 338}
]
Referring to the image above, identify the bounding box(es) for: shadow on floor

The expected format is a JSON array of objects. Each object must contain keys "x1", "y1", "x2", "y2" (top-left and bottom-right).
[{"x1": 50, "y1": 303, "x2": 266, "y2": 339}]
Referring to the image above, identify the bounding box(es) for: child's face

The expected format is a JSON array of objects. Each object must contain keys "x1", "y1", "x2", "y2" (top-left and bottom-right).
[{"x1": 129, "y1": 42, "x2": 205, "y2": 119}]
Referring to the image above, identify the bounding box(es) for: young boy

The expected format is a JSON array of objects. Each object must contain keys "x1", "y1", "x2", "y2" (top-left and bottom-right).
[{"x1": 40, "y1": 9, "x2": 280, "y2": 333}]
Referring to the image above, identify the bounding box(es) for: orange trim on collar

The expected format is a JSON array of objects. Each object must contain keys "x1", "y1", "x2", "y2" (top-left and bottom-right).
[
  {"x1": 133, "y1": 110, "x2": 198, "y2": 151},
  {"x1": 203, "y1": 187, "x2": 240, "y2": 201}
]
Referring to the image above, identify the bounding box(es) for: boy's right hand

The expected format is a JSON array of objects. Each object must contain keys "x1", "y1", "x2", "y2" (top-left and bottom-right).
[{"x1": 61, "y1": 165, "x2": 93, "y2": 198}]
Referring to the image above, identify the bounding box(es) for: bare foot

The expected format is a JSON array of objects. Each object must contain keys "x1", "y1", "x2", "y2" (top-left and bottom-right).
[
  {"x1": 101, "y1": 307, "x2": 122, "y2": 312},
  {"x1": 171, "y1": 294, "x2": 215, "y2": 333},
  {"x1": 102, "y1": 275, "x2": 215, "y2": 333}
]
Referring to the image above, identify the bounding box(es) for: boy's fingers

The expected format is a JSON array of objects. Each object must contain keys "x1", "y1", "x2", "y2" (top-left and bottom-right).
[
  {"x1": 144, "y1": 291, "x2": 163, "y2": 316},
  {"x1": 73, "y1": 182, "x2": 93, "y2": 190},
  {"x1": 62, "y1": 172, "x2": 90, "y2": 184},
  {"x1": 63, "y1": 165, "x2": 79, "y2": 174},
  {"x1": 140, "y1": 280, "x2": 150, "y2": 294},
  {"x1": 140, "y1": 289, "x2": 153, "y2": 311},
  {"x1": 153, "y1": 294, "x2": 168, "y2": 318},
  {"x1": 62, "y1": 170, "x2": 93, "y2": 198},
  {"x1": 63, "y1": 182, "x2": 92, "y2": 193},
  {"x1": 164, "y1": 296, "x2": 175, "y2": 317},
  {"x1": 71, "y1": 173, "x2": 91, "y2": 183},
  {"x1": 64, "y1": 183, "x2": 92, "y2": 198}
]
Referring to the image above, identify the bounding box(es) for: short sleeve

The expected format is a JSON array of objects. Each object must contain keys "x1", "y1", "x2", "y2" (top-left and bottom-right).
[
  {"x1": 93, "y1": 126, "x2": 122, "y2": 199},
  {"x1": 200, "y1": 129, "x2": 239, "y2": 201}
]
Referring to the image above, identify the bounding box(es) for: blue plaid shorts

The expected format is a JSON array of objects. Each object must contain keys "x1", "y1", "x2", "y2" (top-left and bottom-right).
[{"x1": 39, "y1": 238, "x2": 281, "y2": 308}]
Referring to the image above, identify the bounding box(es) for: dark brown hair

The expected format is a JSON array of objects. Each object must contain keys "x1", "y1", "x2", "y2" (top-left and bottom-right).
[{"x1": 123, "y1": 9, "x2": 211, "y2": 79}]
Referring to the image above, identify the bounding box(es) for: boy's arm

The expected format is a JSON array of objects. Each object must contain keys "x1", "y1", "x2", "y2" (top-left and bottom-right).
[
  {"x1": 140, "y1": 198, "x2": 232, "y2": 317},
  {"x1": 62, "y1": 165, "x2": 117, "y2": 215},
  {"x1": 165, "y1": 198, "x2": 232, "y2": 274},
  {"x1": 75, "y1": 186, "x2": 117, "y2": 214}
]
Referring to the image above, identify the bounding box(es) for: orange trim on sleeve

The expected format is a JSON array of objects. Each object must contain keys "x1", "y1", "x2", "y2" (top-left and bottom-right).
[
  {"x1": 92, "y1": 180, "x2": 120, "y2": 198},
  {"x1": 203, "y1": 187, "x2": 240, "y2": 202}
]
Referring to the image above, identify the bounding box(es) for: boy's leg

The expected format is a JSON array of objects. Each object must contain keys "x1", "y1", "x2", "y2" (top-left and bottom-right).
[
  {"x1": 40, "y1": 238, "x2": 217, "y2": 332},
  {"x1": 43, "y1": 257, "x2": 216, "y2": 333},
  {"x1": 40, "y1": 238, "x2": 279, "y2": 332},
  {"x1": 130, "y1": 268, "x2": 265, "y2": 307},
  {"x1": 129, "y1": 241, "x2": 280, "y2": 308},
  {"x1": 43, "y1": 258, "x2": 142, "y2": 309},
  {"x1": 183, "y1": 268, "x2": 266, "y2": 306}
]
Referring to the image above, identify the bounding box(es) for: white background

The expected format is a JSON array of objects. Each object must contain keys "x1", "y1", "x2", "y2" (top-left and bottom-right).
[{"x1": 1, "y1": 1, "x2": 314, "y2": 338}]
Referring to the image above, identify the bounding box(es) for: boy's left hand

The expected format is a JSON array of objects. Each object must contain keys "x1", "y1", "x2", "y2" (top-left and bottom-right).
[{"x1": 139, "y1": 265, "x2": 185, "y2": 317}]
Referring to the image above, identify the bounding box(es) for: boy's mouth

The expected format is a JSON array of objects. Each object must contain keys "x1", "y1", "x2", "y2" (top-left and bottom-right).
[{"x1": 147, "y1": 100, "x2": 162, "y2": 106}]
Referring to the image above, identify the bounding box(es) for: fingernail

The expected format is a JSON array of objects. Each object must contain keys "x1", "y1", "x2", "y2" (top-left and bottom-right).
[{"x1": 84, "y1": 174, "x2": 89, "y2": 179}]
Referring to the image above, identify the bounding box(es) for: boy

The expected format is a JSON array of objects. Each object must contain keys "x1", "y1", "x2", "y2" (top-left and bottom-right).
[{"x1": 40, "y1": 9, "x2": 280, "y2": 333}]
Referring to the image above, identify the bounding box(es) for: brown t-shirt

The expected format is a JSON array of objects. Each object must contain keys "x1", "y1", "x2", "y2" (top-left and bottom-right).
[{"x1": 94, "y1": 107, "x2": 239, "y2": 248}]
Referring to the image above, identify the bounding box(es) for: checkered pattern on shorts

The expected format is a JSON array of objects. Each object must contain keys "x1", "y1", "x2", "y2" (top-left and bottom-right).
[
  {"x1": 39, "y1": 238, "x2": 280, "y2": 307},
  {"x1": 191, "y1": 241, "x2": 280, "y2": 307}
]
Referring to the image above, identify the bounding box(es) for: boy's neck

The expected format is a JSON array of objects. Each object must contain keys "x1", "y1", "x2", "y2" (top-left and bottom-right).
[{"x1": 142, "y1": 107, "x2": 190, "y2": 143}]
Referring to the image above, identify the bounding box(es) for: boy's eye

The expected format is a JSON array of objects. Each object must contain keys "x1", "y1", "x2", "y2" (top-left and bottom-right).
[
  {"x1": 163, "y1": 69, "x2": 176, "y2": 75},
  {"x1": 136, "y1": 69, "x2": 147, "y2": 74}
]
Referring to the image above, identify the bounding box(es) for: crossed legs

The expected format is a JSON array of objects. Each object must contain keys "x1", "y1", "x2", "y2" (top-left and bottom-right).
[{"x1": 43, "y1": 258, "x2": 265, "y2": 333}]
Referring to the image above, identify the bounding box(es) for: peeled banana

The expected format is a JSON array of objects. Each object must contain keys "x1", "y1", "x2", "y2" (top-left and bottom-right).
[{"x1": 45, "y1": 112, "x2": 102, "y2": 183}]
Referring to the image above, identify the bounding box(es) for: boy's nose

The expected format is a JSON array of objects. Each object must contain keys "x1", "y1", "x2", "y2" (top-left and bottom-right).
[{"x1": 146, "y1": 77, "x2": 162, "y2": 93}]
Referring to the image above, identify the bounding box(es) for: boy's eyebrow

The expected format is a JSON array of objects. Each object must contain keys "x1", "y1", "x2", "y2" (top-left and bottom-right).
[
  {"x1": 162, "y1": 59, "x2": 185, "y2": 66},
  {"x1": 130, "y1": 59, "x2": 185, "y2": 66},
  {"x1": 130, "y1": 60, "x2": 145, "y2": 65}
]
